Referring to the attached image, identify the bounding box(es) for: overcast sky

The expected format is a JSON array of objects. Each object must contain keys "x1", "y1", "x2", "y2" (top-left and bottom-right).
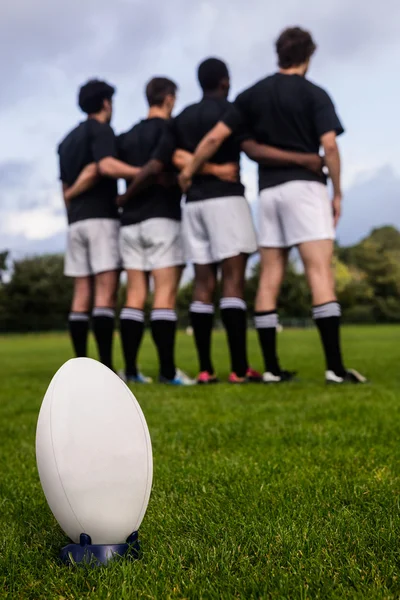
[{"x1": 0, "y1": 0, "x2": 399, "y2": 259}]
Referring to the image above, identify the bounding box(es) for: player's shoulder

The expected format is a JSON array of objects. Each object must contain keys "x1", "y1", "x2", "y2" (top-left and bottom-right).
[
  {"x1": 58, "y1": 121, "x2": 87, "y2": 152},
  {"x1": 234, "y1": 76, "x2": 272, "y2": 105},
  {"x1": 302, "y1": 78, "x2": 334, "y2": 102},
  {"x1": 175, "y1": 101, "x2": 201, "y2": 121}
]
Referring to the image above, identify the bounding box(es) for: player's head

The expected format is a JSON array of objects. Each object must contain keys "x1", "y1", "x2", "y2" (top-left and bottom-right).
[
  {"x1": 78, "y1": 79, "x2": 115, "y2": 122},
  {"x1": 198, "y1": 58, "x2": 230, "y2": 98},
  {"x1": 146, "y1": 77, "x2": 178, "y2": 117},
  {"x1": 276, "y1": 27, "x2": 316, "y2": 74}
]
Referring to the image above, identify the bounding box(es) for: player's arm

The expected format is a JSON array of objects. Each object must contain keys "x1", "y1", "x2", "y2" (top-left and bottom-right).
[
  {"x1": 178, "y1": 122, "x2": 234, "y2": 192},
  {"x1": 173, "y1": 149, "x2": 238, "y2": 183},
  {"x1": 118, "y1": 159, "x2": 162, "y2": 206},
  {"x1": 63, "y1": 163, "x2": 99, "y2": 203},
  {"x1": 90, "y1": 121, "x2": 140, "y2": 181},
  {"x1": 241, "y1": 140, "x2": 323, "y2": 174},
  {"x1": 98, "y1": 157, "x2": 140, "y2": 180},
  {"x1": 312, "y1": 87, "x2": 344, "y2": 227},
  {"x1": 62, "y1": 183, "x2": 70, "y2": 210},
  {"x1": 118, "y1": 126, "x2": 179, "y2": 206},
  {"x1": 321, "y1": 131, "x2": 342, "y2": 226}
]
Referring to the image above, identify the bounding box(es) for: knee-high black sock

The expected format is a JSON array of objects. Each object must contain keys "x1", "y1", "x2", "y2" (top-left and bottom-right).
[
  {"x1": 189, "y1": 302, "x2": 215, "y2": 374},
  {"x1": 150, "y1": 309, "x2": 177, "y2": 380},
  {"x1": 68, "y1": 312, "x2": 89, "y2": 357},
  {"x1": 313, "y1": 302, "x2": 346, "y2": 376},
  {"x1": 220, "y1": 297, "x2": 248, "y2": 378},
  {"x1": 120, "y1": 308, "x2": 145, "y2": 378},
  {"x1": 92, "y1": 307, "x2": 115, "y2": 370},
  {"x1": 254, "y1": 311, "x2": 281, "y2": 375}
]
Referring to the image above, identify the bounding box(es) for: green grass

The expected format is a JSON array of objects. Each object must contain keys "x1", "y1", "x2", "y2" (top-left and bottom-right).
[{"x1": 1, "y1": 326, "x2": 400, "y2": 599}]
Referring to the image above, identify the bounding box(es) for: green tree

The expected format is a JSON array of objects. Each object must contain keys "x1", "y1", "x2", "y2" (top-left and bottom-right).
[{"x1": 0, "y1": 254, "x2": 73, "y2": 332}]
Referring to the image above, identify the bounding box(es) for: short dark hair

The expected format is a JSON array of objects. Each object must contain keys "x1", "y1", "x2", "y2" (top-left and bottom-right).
[
  {"x1": 276, "y1": 27, "x2": 316, "y2": 69},
  {"x1": 145, "y1": 77, "x2": 177, "y2": 107},
  {"x1": 78, "y1": 79, "x2": 115, "y2": 114},
  {"x1": 198, "y1": 58, "x2": 229, "y2": 92}
]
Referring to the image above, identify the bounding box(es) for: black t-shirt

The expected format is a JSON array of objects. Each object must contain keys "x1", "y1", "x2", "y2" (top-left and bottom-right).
[
  {"x1": 118, "y1": 118, "x2": 181, "y2": 226},
  {"x1": 58, "y1": 119, "x2": 119, "y2": 224},
  {"x1": 222, "y1": 73, "x2": 344, "y2": 190},
  {"x1": 174, "y1": 96, "x2": 248, "y2": 202}
]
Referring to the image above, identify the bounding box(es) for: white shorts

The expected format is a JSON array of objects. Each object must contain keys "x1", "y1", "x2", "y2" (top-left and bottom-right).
[
  {"x1": 64, "y1": 218, "x2": 121, "y2": 277},
  {"x1": 258, "y1": 181, "x2": 335, "y2": 248},
  {"x1": 119, "y1": 218, "x2": 184, "y2": 272},
  {"x1": 182, "y1": 196, "x2": 257, "y2": 265}
]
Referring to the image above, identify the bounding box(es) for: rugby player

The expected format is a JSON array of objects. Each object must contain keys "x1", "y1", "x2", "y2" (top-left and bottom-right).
[
  {"x1": 176, "y1": 58, "x2": 325, "y2": 384},
  {"x1": 58, "y1": 79, "x2": 140, "y2": 370},
  {"x1": 179, "y1": 32, "x2": 367, "y2": 384},
  {"x1": 115, "y1": 78, "x2": 193, "y2": 385}
]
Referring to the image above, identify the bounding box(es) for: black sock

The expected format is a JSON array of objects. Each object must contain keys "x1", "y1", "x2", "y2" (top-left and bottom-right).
[
  {"x1": 220, "y1": 297, "x2": 248, "y2": 378},
  {"x1": 189, "y1": 302, "x2": 215, "y2": 374},
  {"x1": 254, "y1": 311, "x2": 281, "y2": 375},
  {"x1": 313, "y1": 302, "x2": 346, "y2": 375},
  {"x1": 68, "y1": 312, "x2": 89, "y2": 357},
  {"x1": 150, "y1": 309, "x2": 177, "y2": 380},
  {"x1": 92, "y1": 307, "x2": 115, "y2": 370},
  {"x1": 120, "y1": 308, "x2": 145, "y2": 378}
]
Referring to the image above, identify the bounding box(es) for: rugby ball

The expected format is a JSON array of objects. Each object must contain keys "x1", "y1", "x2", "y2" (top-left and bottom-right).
[{"x1": 36, "y1": 358, "x2": 153, "y2": 545}]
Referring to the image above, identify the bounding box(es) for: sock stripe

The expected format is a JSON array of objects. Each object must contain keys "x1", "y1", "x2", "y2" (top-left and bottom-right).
[
  {"x1": 120, "y1": 308, "x2": 145, "y2": 322},
  {"x1": 151, "y1": 309, "x2": 177, "y2": 322},
  {"x1": 93, "y1": 307, "x2": 115, "y2": 319},
  {"x1": 255, "y1": 312, "x2": 278, "y2": 329},
  {"x1": 69, "y1": 313, "x2": 89, "y2": 322},
  {"x1": 190, "y1": 302, "x2": 215, "y2": 315},
  {"x1": 313, "y1": 302, "x2": 341, "y2": 319},
  {"x1": 220, "y1": 297, "x2": 247, "y2": 311}
]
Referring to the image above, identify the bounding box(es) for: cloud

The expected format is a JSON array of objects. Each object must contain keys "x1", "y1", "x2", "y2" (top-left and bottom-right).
[
  {"x1": 337, "y1": 165, "x2": 400, "y2": 246},
  {"x1": 0, "y1": 160, "x2": 35, "y2": 189}
]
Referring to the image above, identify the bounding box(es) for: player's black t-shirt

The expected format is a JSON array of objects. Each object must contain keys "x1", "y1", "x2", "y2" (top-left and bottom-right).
[
  {"x1": 58, "y1": 119, "x2": 119, "y2": 224},
  {"x1": 174, "y1": 96, "x2": 248, "y2": 202},
  {"x1": 118, "y1": 118, "x2": 181, "y2": 226},
  {"x1": 222, "y1": 73, "x2": 344, "y2": 191}
]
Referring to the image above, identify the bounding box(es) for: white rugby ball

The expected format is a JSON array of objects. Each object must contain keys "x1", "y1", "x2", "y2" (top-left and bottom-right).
[{"x1": 36, "y1": 358, "x2": 153, "y2": 545}]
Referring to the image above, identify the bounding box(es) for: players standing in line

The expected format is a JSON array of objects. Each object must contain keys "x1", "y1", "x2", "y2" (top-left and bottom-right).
[
  {"x1": 115, "y1": 78, "x2": 193, "y2": 385},
  {"x1": 174, "y1": 58, "x2": 325, "y2": 384},
  {"x1": 58, "y1": 80, "x2": 140, "y2": 370},
  {"x1": 179, "y1": 29, "x2": 367, "y2": 384}
]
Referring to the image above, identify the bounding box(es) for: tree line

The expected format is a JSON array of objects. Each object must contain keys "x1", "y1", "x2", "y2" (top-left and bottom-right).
[{"x1": 0, "y1": 226, "x2": 399, "y2": 333}]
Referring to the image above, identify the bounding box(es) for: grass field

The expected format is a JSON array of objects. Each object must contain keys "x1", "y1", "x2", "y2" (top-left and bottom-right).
[{"x1": 0, "y1": 326, "x2": 400, "y2": 599}]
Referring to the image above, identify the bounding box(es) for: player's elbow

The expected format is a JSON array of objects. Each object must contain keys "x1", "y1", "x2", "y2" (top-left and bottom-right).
[
  {"x1": 241, "y1": 140, "x2": 260, "y2": 162},
  {"x1": 204, "y1": 134, "x2": 222, "y2": 151},
  {"x1": 97, "y1": 157, "x2": 115, "y2": 177},
  {"x1": 321, "y1": 132, "x2": 338, "y2": 156}
]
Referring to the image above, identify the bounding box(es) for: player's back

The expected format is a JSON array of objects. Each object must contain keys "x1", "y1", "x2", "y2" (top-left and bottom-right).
[
  {"x1": 236, "y1": 73, "x2": 343, "y2": 189},
  {"x1": 118, "y1": 118, "x2": 181, "y2": 225},
  {"x1": 58, "y1": 120, "x2": 118, "y2": 224},
  {"x1": 175, "y1": 97, "x2": 245, "y2": 202},
  {"x1": 241, "y1": 74, "x2": 327, "y2": 153}
]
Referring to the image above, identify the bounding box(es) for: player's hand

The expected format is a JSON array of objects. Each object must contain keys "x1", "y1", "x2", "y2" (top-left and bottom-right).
[
  {"x1": 304, "y1": 154, "x2": 324, "y2": 175},
  {"x1": 332, "y1": 193, "x2": 342, "y2": 227},
  {"x1": 214, "y1": 163, "x2": 239, "y2": 183},
  {"x1": 178, "y1": 168, "x2": 192, "y2": 193}
]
